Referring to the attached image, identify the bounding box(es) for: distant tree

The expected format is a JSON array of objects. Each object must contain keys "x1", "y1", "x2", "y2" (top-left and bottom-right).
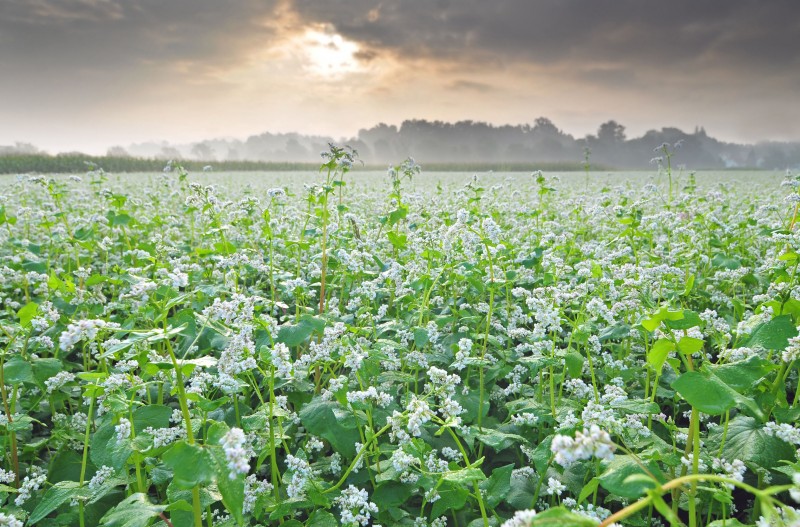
[
  {"x1": 191, "y1": 142, "x2": 215, "y2": 161},
  {"x1": 158, "y1": 147, "x2": 182, "y2": 160},
  {"x1": 106, "y1": 146, "x2": 130, "y2": 157},
  {"x1": 533, "y1": 117, "x2": 561, "y2": 137},
  {"x1": 0, "y1": 142, "x2": 40, "y2": 155},
  {"x1": 597, "y1": 120, "x2": 626, "y2": 144},
  {"x1": 284, "y1": 138, "x2": 308, "y2": 160}
]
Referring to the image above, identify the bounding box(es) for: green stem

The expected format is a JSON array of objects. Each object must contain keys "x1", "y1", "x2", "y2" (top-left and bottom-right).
[
  {"x1": 79, "y1": 395, "x2": 95, "y2": 527},
  {"x1": 599, "y1": 474, "x2": 786, "y2": 527},
  {"x1": 165, "y1": 336, "x2": 203, "y2": 527},
  {"x1": 323, "y1": 422, "x2": 392, "y2": 494}
]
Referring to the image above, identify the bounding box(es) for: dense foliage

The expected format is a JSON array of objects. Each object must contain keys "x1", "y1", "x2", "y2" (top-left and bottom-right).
[
  {"x1": 0, "y1": 155, "x2": 317, "y2": 175},
  {"x1": 0, "y1": 149, "x2": 799, "y2": 527}
]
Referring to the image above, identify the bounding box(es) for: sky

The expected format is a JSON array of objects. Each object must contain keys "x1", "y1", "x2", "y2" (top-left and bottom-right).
[{"x1": 1, "y1": 0, "x2": 799, "y2": 154}]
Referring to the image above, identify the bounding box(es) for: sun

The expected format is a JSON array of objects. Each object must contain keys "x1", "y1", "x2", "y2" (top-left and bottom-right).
[{"x1": 301, "y1": 26, "x2": 363, "y2": 79}]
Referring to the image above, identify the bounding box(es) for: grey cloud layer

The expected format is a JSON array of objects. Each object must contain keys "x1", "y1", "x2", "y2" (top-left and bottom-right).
[
  {"x1": 0, "y1": 0, "x2": 279, "y2": 74},
  {"x1": 292, "y1": 0, "x2": 800, "y2": 70},
  {"x1": 4, "y1": 1, "x2": 798, "y2": 75}
]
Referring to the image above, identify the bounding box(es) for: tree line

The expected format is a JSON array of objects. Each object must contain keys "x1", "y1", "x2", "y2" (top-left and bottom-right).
[{"x1": 3, "y1": 118, "x2": 800, "y2": 172}]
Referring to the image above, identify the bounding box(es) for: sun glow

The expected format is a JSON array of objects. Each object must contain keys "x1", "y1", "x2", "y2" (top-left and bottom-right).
[{"x1": 301, "y1": 27, "x2": 363, "y2": 78}]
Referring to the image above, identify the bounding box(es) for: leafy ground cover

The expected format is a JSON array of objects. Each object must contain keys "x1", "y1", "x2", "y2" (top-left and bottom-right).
[{"x1": 0, "y1": 148, "x2": 799, "y2": 527}]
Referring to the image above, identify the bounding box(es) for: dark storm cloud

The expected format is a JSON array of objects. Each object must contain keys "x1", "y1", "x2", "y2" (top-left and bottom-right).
[{"x1": 291, "y1": 0, "x2": 800, "y2": 71}]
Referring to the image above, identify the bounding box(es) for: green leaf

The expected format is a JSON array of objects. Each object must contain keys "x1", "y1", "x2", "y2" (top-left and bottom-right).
[
  {"x1": 132, "y1": 405, "x2": 172, "y2": 431},
  {"x1": 598, "y1": 455, "x2": 665, "y2": 499},
  {"x1": 577, "y1": 477, "x2": 599, "y2": 504},
  {"x1": 387, "y1": 231, "x2": 407, "y2": 250},
  {"x1": 642, "y1": 307, "x2": 684, "y2": 332},
  {"x1": 162, "y1": 441, "x2": 216, "y2": 488},
  {"x1": 210, "y1": 445, "x2": 245, "y2": 525},
  {"x1": 29, "y1": 481, "x2": 91, "y2": 524},
  {"x1": 276, "y1": 316, "x2": 325, "y2": 347},
  {"x1": 664, "y1": 310, "x2": 702, "y2": 330},
  {"x1": 479, "y1": 464, "x2": 513, "y2": 508},
  {"x1": 307, "y1": 510, "x2": 338, "y2": 527},
  {"x1": 3, "y1": 356, "x2": 34, "y2": 384},
  {"x1": 298, "y1": 398, "x2": 360, "y2": 458},
  {"x1": 711, "y1": 355, "x2": 776, "y2": 392},
  {"x1": 648, "y1": 339, "x2": 674, "y2": 370},
  {"x1": 676, "y1": 336, "x2": 704, "y2": 355},
  {"x1": 91, "y1": 423, "x2": 134, "y2": 470},
  {"x1": 746, "y1": 314, "x2": 798, "y2": 351},
  {"x1": 672, "y1": 367, "x2": 765, "y2": 419},
  {"x1": 476, "y1": 430, "x2": 527, "y2": 451},
  {"x1": 32, "y1": 358, "x2": 64, "y2": 385},
  {"x1": 100, "y1": 493, "x2": 166, "y2": 527},
  {"x1": 610, "y1": 399, "x2": 661, "y2": 414},
  {"x1": 443, "y1": 467, "x2": 486, "y2": 485},
  {"x1": 17, "y1": 301, "x2": 39, "y2": 327},
  {"x1": 564, "y1": 352, "x2": 584, "y2": 377},
  {"x1": 372, "y1": 481, "x2": 413, "y2": 508},
  {"x1": 430, "y1": 482, "x2": 469, "y2": 518},
  {"x1": 708, "y1": 416, "x2": 795, "y2": 471},
  {"x1": 526, "y1": 506, "x2": 598, "y2": 526},
  {"x1": 671, "y1": 371, "x2": 736, "y2": 415},
  {"x1": 711, "y1": 254, "x2": 741, "y2": 270},
  {"x1": 413, "y1": 328, "x2": 429, "y2": 348}
]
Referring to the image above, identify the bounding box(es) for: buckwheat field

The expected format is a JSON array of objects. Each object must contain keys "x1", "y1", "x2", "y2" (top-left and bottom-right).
[{"x1": 1, "y1": 147, "x2": 799, "y2": 527}]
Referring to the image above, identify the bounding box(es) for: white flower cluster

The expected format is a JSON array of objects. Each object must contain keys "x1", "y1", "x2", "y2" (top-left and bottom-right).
[
  {"x1": 243, "y1": 474, "x2": 273, "y2": 514},
  {"x1": 406, "y1": 396, "x2": 434, "y2": 437},
  {"x1": 59, "y1": 319, "x2": 119, "y2": 351},
  {"x1": 334, "y1": 485, "x2": 379, "y2": 527},
  {"x1": 390, "y1": 448, "x2": 420, "y2": 484},
  {"x1": 88, "y1": 465, "x2": 115, "y2": 490},
  {"x1": 346, "y1": 386, "x2": 392, "y2": 408},
  {"x1": 115, "y1": 417, "x2": 131, "y2": 443},
  {"x1": 143, "y1": 425, "x2": 186, "y2": 448},
  {"x1": 286, "y1": 454, "x2": 315, "y2": 499},
  {"x1": 44, "y1": 371, "x2": 76, "y2": 393},
  {"x1": 270, "y1": 342, "x2": 293, "y2": 378},
  {"x1": 15, "y1": 466, "x2": 47, "y2": 506},
  {"x1": 452, "y1": 338, "x2": 473, "y2": 370},
  {"x1": 545, "y1": 477, "x2": 566, "y2": 496},
  {"x1": 783, "y1": 334, "x2": 800, "y2": 363},
  {"x1": 712, "y1": 457, "x2": 746, "y2": 489},
  {"x1": 221, "y1": 427, "x2": 250, "y2": 478},
  {"x1": 500, "y1": 509, "x2": 537, "y2": 527},
  {"x1": 551, "y1": 425, "x2": 616, "y2": 467},
  {"x1": 764, "y1": 421, "x2": 800, "y2": 445},
  {"x1": 0, "y1": 512, "x2": 23, "y2": 527},
  {"x1": 0, "y1": 468, "x2": 14, "y2": 483}
]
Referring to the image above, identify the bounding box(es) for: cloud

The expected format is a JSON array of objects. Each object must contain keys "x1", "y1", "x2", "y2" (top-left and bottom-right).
[
  {"x1": 447, "y1": 80, "x2": 494, "y2": 93},
  {"x1": 290, "y1": 0, "x2": 800, "y2": 72}
]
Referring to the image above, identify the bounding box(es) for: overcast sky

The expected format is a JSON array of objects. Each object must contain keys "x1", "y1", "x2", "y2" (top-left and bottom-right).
[{"x1": 1, "y1": 0, "x2": 799, "y2": 154}]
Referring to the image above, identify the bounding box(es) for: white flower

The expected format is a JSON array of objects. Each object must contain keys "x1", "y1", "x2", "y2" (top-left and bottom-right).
[
  {"x1": 500, "y1": 509, "x2": 537, "y2": 527},
  {"x1": 115, "y1": 418, "x2": 131, "y2": 443},
  {"x1": 546, "y1": 477, "x2": 566, "y2": 496},
  {"x1": 551, "y1": 425, "x2": 616, "y2": 467},
  {"x1": 334, "y1": 485, "x2": 379, "y2": 526},
  {"x1": 220, "y1": 427, "x2": 249, "y2": 478},
  {"x1": 0, "y1": 512, "x2": 23, "y2": 527},
  {"x1": 89, "y1": 465, "x2": 115, "y2": 490}
]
